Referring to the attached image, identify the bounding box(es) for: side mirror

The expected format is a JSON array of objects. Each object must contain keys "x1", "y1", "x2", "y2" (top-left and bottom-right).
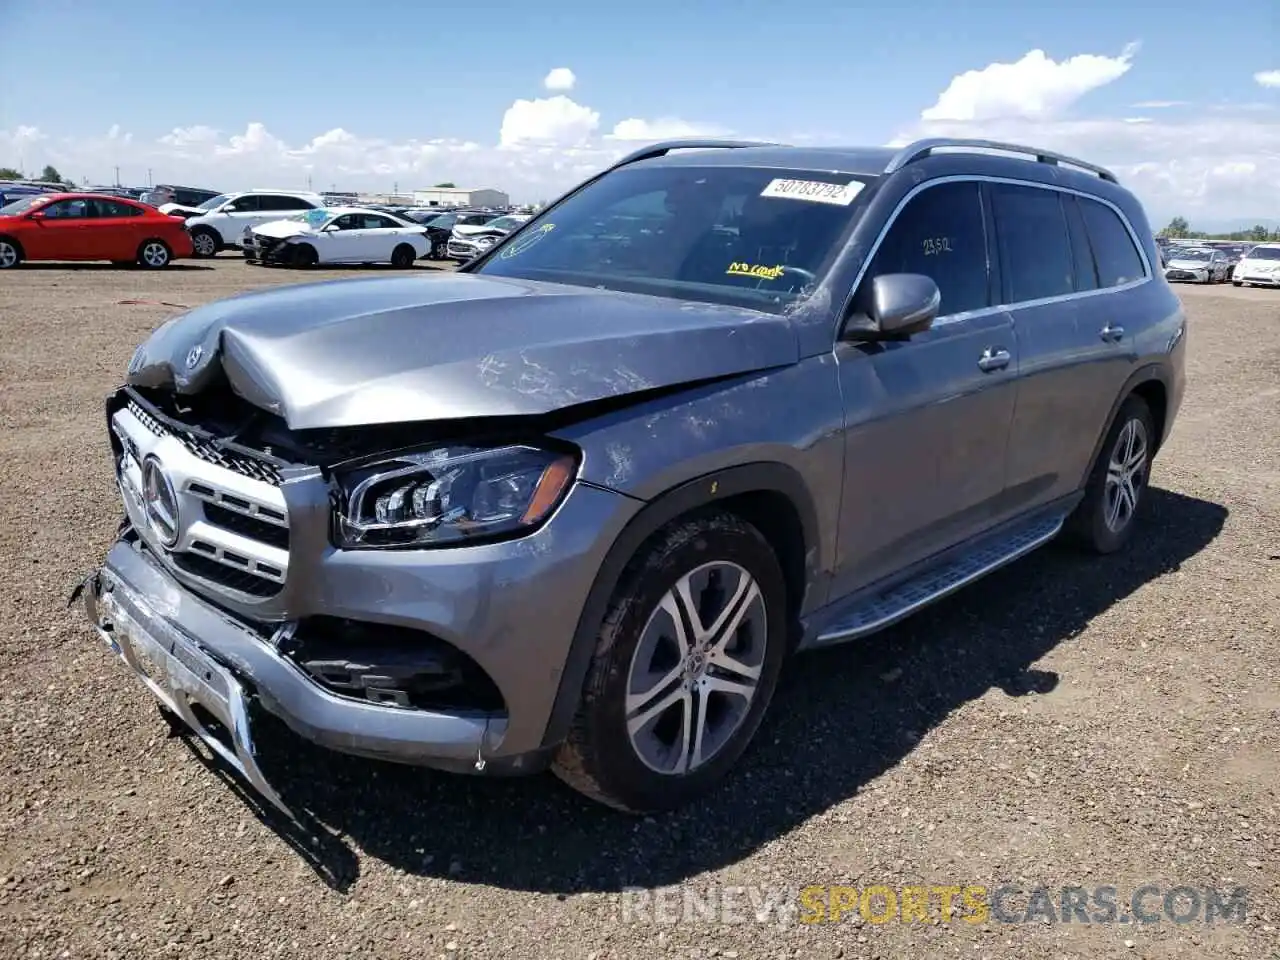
[
  {"x1": 27, "y1": 210, "x2": 46, "y2": 220},
  {"x1": 843, "y1": 273, "x2": 940, "y2": 340}
]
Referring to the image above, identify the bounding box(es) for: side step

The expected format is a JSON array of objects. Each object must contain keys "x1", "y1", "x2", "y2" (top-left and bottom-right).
[{"x1": 815, "y1": 512, "x2": 1067, "y2": 644}]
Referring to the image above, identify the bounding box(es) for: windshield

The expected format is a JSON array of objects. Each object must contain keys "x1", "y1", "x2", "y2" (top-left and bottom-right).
[
  {"x1": 474, "y1": 165, "x2": 872, "y2": 311},
  {"x1": 1248, "y1": 246, "x2": 1280, "y2": 260},
  {"x1": 425, "y1": 214, "x2": 456, "y2": 228},
  {"x1": 486, "y1": 215, "x2": 526, "y2": 232},
  {"x1": 0, "y1": 196, "x2": 46, "y2": 216},
  {"x1": 197, "y1": 193, "x2": 232, "y2": 211}
]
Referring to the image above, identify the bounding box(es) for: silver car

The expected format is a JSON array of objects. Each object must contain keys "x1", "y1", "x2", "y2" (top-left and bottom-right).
[
  {"x1": 1163, "y1": 246, "x2": 1230, "y2": 283},
  {"x1": 79, "y1": 137, "x2": 1186, "y2": 814}
]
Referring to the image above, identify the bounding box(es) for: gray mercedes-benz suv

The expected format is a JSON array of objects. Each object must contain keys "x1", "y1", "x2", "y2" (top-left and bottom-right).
[{"x1": 79, "y1": 137, "x2": 1186, "y2": 814}]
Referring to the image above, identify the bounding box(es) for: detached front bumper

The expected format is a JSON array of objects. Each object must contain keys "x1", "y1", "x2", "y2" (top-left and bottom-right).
[{"x1": 84, "y1": 535, "x2": 510, "y2": 812}]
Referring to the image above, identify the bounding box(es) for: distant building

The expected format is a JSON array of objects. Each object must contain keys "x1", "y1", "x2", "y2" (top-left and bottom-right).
[{"x1": 412, "y1": 186, "x2": 510, "y2": 208}]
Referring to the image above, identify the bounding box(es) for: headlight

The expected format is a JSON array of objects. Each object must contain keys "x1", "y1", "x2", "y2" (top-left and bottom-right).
[
  {"x1": 334, "y1": 444, "x2": 577, "y2": 549},
  {"x1": 477, "y1": 235, "x2": 498, "y2": 247}
]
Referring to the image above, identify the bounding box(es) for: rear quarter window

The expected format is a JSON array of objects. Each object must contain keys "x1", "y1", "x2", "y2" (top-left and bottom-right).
[
  {"x1": 1078, "y1": 197, "x2": 1146, "y2": 287},
  {"x1": 991, "y1": 183, "x2": 1075, "y2": 303}
]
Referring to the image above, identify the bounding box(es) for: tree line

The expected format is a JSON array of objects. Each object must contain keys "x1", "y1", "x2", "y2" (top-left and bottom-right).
[
  {"x1": 0, "y1": 164, "x2": 69, "y2": 183},
  {"x1": 1160, "y1": 216, "x2": 1278, "y2": 242}
]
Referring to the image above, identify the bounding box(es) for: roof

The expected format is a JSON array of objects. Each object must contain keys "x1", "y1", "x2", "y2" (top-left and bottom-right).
[{"x1": 638, "y1": 145, "x2": 899, "y2": 177}]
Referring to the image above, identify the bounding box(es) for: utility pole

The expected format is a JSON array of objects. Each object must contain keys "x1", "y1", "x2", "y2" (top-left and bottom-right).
[
  {"x1": 147, "y1": 168, "x2": 152, "y2": 187},
  {"x1": 114, "y1": 165, "x2": 120, "y2": 186}
]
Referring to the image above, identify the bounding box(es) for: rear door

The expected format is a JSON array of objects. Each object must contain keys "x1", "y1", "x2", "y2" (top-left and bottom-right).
[
  {"x1": 997, "y1": 184, "x2": 1145, "y2": 513},
  {"x1": 88, "y1": 198, "x2": 148, "y2": 260},
  {"x1": 832, "y1": 179, "x2": 1020, "y2": 595}
]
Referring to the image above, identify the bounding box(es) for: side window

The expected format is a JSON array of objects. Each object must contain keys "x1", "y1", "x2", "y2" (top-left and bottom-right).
[
  {"x1": 93, "y1": 199, "x2": 143, "y2": 218},
  {"x1": 1077, "y1": 196, "x2": 1146, "y2": 288},
  {"x1": 330, "y1": 214, "x2": 359, "y2": 230},
  {"x1": 224, "y1": 195, "x2": 261, "y2": 213},
  {"x1": 366, "y1": 215, "x2": 399, "y2": 229},
  {"x1": 1061, "y1": 194, "x2": 1099, "y2": 292},
  {"x1": 865, "y1": 181, "x2": 990, "y2": 317},
  {"x1": 991, "y1": 183, "x2": 1074, "y2": 303},
  {"x1": 41, "y1": 198, "x2": 91, "y2": 219}
]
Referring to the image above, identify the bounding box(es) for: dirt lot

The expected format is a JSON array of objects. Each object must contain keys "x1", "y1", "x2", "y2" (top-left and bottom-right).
[{"x1": 0, "y1": 258, "x2": 1276, "y2": 959}]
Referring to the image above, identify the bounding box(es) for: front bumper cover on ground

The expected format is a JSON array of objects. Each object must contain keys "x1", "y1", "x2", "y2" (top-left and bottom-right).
[{"x1": 81, "y1": 535, "x2": 508, "y2": 814}]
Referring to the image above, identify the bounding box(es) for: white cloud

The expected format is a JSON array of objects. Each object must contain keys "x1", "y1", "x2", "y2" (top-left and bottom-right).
[
  {"x1": 4, "y1": 50, "x2": 1276, "y2": 224},
  {"x1": 1131, "y1": 100, "x2": 1186, "y2": 109},
  {"x1": 894, "y1": 45, "x2": 1280, "y2": 225},
  {"x1": 608, "y1": 117, "x2": 729, "y2": 140},
  {"x1": 922, "y1": 44, "x2": 1138, "y2": 122},
  {"x1": 1255, "y1": 69, "x2": 1280, "y2": 88},
  {"x1": 499, "y1": 95, "x2": 600, "y2": 147},
  {"x1": 543, "y1": 67, "x2": 576, "y2": 92}
]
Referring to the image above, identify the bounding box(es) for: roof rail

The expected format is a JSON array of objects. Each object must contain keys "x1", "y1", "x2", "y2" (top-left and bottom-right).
[
  {"x1": 884, "y1": 138, "x2": 1118, "y2": 183},
  {"x1": 607, "y1": 139, "x2": 781, "y2": 174}
]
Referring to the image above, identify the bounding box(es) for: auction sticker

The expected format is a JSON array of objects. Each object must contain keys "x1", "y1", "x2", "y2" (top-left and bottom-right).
[{"x1": 760, "y1": 178, "x2": 864, "y2": 205}]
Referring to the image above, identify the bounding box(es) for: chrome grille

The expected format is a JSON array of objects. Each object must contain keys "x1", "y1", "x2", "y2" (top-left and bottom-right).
[
  {"x1": 112, "y1": 403, "x2": 290, "y2": 600},
  {"x1": 127, "y1": 401, "x2": 283, "y2": 486}
]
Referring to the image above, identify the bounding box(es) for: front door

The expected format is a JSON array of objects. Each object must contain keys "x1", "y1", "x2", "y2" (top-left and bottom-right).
[
  {"x1": 832, "y1": 179, "x2": 1020, "y2": 597},
  {"x1": 25, "y1": 197, "x2": 94, "y2": 259}
]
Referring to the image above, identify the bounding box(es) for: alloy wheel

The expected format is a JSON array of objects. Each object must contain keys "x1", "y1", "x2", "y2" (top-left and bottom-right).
[
  {"x1": 192, "y1": 232, "x2": 216, "y2": 257},
  {"x1": 1104, "y1": 418, "x2": 1148, "y2": 533},
  {"x1": 625, "y1": 561, "x2": 768, "y2": 775},
  {"x1": 141, "y1": 242, "x2": 169, "y2": 268},
  {"x1": 0, "y1": 241, "x2": 17, "y2": 268}
]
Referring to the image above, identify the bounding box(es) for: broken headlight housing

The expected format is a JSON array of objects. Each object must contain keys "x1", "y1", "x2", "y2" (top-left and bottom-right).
[{"x1": 334, "y1": 444, "x2": 577, "y2": 549}]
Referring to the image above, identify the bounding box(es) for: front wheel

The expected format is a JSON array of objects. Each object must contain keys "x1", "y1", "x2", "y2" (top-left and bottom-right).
[
  {"x1": 552, "y1": 512, "x2": 788, "y2": 813},
  {"x1": 432, "y1": 240, "x2": 448, "y2": 260},
  {"x1": 0, "y1": 238, "x2": 22, "y2": 269},
  {"x1": 189, "y1": 228, "x2": 219, "y2": 258},
  {"x1": 290, "y1": 243, "x2": 318, "y2": 268},
  {"x1": 1065, "y1": 394, "x2": 1155, "y2": 554}
]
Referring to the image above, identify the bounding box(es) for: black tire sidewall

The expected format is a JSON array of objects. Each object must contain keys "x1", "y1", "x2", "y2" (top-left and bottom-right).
[
  {"x1": 567, "y1": 513, "x2": 789, "y2": 811},
  {"x1": 1075, "y1": 395, "x2": 1155, "y2": 553},
  {"x1": 137, "y1": 240, "x2": 170, "y2": 268},
  {"x1": 392, "y1": 244, "x2": 414, "y2": 268},
  {"x1": 190, "y1": 228, "x2": 218, "y2": 258},
  {"x1": 292, "y1": 244, "x2": 317, "y2": 267}
]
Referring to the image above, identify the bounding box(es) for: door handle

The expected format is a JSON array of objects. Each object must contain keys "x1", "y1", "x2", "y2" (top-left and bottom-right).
[
  {"x1": 977, "y1": 347, "x2": 1011, "y2": 372},
  {"x1": 1100, "y1": 324, "x2": 1125, "y2": 342}
]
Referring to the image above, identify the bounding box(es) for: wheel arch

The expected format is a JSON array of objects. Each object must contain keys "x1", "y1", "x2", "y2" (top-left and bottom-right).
[
  {"x1": 1078, "y1": 364, "x2": 1170, "y2": 489},
  {"x1": 539, "y1": 462, "x2": 819, "y2": 750},
  {"x1": 0, "y1": 233, "x2": 25, "y2": 259}
]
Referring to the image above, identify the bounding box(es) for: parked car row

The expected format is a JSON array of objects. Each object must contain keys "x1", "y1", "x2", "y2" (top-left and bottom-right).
[{"x1": 0, "y1": 192, "x2": 193, "y2": 268}]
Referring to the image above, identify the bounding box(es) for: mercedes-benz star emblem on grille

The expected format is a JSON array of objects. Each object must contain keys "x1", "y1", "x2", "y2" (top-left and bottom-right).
[
  {"x1": 185, "y1": 345, "x2": 203, "y2": 369},
  {"x1": 142, "y1": 456, "x2": 180, "y2": 548}
]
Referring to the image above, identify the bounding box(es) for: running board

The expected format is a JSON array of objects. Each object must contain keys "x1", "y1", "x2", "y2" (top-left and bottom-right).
[{"x1": 815, "y1": 512, "x2": 1067, "y2": 644}]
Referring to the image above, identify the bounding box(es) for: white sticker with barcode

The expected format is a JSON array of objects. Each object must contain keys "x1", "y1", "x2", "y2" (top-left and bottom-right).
[{"x1": 759, "y1": 178, "x2": 864, "y2": 205}]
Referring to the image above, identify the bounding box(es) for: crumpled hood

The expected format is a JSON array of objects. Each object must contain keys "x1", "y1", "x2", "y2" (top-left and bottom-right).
[
  {"x1": 126, "y1": 273, "x2": 798, "y2": 429},
  {"x1": 1166, "y1": 258, "x2": 1210, "y2": 269},
  {"x1": 253, "y1": 219, "x2": 310, "y2": 239},
  {"x1": 159, "y1": 202, "x2": 204, "y2": 217}
]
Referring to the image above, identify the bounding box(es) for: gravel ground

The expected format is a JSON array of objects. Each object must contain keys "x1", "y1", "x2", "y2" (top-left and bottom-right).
[{"x1": 0, "y1": 258, "x2": 1276, "y2": 960}]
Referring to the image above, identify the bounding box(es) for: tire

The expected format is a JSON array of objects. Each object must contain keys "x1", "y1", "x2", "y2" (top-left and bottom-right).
[
  {"x1": 432, "y1": 240, "x2": 448, "y2": 260},
  {"x1": 552, "y1": 511, "x2": 788, "y2": 813},
  {"x1": 1234, "y1": 281, "x2": 1244, "y2": 287},
  {"x1": 1065, "y1": 394, "x2": 1155, "y2": 554},
  {"x1": 290, "y1": 243, "x2": 318, "y2": 268},
  {"x1": 0, "y1": 237, "x2": 22, "y2": 269},
  {"x1": 189, "y1": 228, "x2": 219, "y2": 259},
  {"x1": 390, "y1": 244, "x2": 416, "y2": 269},
  {"x1": 137, "y1": 239, "x2": 171, "y2": 269}
]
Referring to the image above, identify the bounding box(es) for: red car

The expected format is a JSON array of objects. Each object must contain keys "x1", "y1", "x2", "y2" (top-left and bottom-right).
[{"x1": 0, "y1": 192, "x2": 194, "y2": 269}]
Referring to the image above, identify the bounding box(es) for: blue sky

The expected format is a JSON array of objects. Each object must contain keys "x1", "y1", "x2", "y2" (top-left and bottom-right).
[{"x1": 2, "y1": 0, "x2": 1278, "y2": 223}]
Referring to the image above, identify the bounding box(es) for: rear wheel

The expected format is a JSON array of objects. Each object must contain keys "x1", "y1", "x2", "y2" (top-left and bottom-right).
[
  {"x1": 189, "y1": 228, "x2": 219, "y2": 258},
  {"x1": 1065, "y1": 394, "x2": 1155, "y2": 554},
  {"x1": 0, "y1": 238, "x2": 21, "y2": 269},
  {"x1": 552, "y1": 512, "x2": 788, "y2": 812},
  {"x1": 137, "y1": 239, "x2": 171, "y2": 269},
  {"x1": 390, "y1": 243, "x2": 416, "y2": 268}
]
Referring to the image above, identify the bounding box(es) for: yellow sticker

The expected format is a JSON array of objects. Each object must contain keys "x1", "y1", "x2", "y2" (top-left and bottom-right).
[{"x1": 726, "y1": 262, "x2": 785, "y2": 280}]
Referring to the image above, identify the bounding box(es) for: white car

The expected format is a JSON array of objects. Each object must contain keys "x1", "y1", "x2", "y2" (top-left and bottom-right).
[
  {"x1": 244, "y1": 207, "x2": 431, "y2": 268},
  {"x1": 182, "y1": 190, "x2": 327, "y2": 258},
  {"x1": 1232, "y1": 243, "x2": 1280, "y2": 287},
  {"x1": 1163, "y1": 246, "x2": 1230, "y2": 284},
  {"x1": 445, "y1": 214, "x2": 532, "y2": 260}
]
